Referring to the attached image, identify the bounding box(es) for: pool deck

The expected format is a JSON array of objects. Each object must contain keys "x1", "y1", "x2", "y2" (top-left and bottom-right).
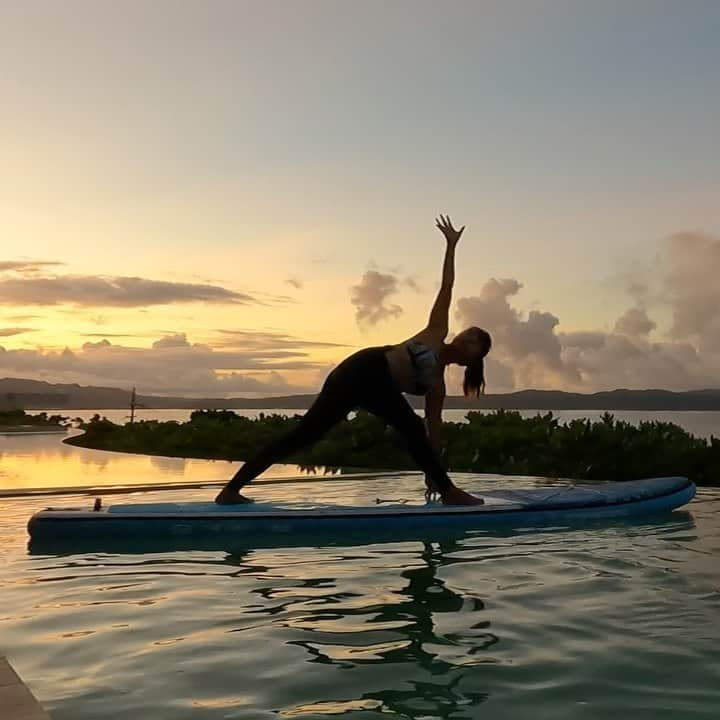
[{"x1": 0, "y1": 658, "x2": 51, "y2": 719}]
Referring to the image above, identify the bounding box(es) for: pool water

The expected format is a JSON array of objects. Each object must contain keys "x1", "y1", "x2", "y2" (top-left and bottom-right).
[{"x1": 2, "y1": 473, "x2": 719, "y2": 719}]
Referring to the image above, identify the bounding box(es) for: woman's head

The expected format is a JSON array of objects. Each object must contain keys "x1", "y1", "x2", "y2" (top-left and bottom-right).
[{"x1": 450, "y1": 327, "x2": 492, "y2": 397}]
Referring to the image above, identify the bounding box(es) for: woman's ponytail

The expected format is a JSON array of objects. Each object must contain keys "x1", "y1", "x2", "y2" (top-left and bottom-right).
[
  {"x1": 463, "y1": 356, "x2": 486, "y2": 397},
  {"x1": 462, "y1": 327, "x2": 491, "y2": 397}
]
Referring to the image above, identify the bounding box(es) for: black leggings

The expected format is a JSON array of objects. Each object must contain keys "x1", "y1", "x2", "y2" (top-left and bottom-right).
[{"x1": 225, "y1": 346, "x2": 453, "y2": 493}]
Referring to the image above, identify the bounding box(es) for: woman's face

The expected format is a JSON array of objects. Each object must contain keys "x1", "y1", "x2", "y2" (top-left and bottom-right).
[{"x1": 451, "y1": 328, "x2": 490, "y2": 365}]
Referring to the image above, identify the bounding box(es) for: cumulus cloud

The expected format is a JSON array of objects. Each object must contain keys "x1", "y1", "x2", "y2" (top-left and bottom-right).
[
  {"x1": 455, "y1": 278, "x2": 581, "y2": 389},
  {"x1": 351, "y1": 270, "x2": 403, "y2": 327},
  {"x1": 81, "y1": 339, "x2": 112, "y2": 351},
  {"x1": 664, "y1": 232, "x2": 720, "y2": 352},
  {"x1": 561, "y1": 333, "x2": 705, "y2": 391},
  {"x1": 455, "y1": 231, "x2": 720, "y2": 393},
  {"x1": 152, "y1": 333, "x2": 191, "y2": 349},
  {"x1": 614, "y1": 307, "x2": 656, "y2": 337},
  {"x1": 0, "y1": 274, "x2": 256, "y2": 307}
]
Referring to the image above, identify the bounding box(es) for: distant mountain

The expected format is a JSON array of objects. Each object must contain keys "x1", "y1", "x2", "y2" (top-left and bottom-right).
[
  {"x1": 2, "y1": 378, "x2": 720, "y2": 412},
  {"x1": 440, "y1": 388, "x2": 720, "y2": 411}
]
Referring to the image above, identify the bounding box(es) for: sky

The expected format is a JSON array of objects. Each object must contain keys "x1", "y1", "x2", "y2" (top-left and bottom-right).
[{"x1": 1, "y1": 1, "x2": 719, "y2": 397}]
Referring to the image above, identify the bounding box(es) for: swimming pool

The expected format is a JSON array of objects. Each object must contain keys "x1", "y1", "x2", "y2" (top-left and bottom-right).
[{"x1": 2, "y1": 473, "x2": 719, "y2": 719}]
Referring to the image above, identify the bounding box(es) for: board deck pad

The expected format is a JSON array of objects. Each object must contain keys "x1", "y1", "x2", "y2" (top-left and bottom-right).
[{"x1": 99, "y1": 476, "x2": 688, "y2": 515}]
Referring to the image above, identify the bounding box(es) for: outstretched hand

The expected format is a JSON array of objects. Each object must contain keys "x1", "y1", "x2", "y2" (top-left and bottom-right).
[{"x1": 436, "y1": 214, "x2": 465, "y2": 246}]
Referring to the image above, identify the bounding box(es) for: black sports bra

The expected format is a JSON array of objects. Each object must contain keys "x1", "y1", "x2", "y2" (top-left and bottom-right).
[{"x1": 405, "y1": 340, "x2": 439, "y2": 395}]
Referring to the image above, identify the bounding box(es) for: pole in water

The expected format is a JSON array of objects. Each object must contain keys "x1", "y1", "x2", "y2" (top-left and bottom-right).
[{"x1": 128, "y1": 386, "x2": 145, "y2": 423}]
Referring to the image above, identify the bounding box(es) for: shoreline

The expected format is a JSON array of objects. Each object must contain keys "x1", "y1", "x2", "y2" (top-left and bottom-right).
[{"x1": 20, "y1": 404, "x2": 720, "y2": 412}]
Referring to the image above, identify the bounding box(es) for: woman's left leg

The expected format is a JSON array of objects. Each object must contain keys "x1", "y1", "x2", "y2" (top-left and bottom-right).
[
  {"x1": 215, "y1": 388, "x2": 352, "y2": 503},
  {"x1": 216, "y1": 346, "x2": 389, "y2": 503}
]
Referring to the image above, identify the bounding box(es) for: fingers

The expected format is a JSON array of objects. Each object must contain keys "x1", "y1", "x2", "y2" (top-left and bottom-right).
[
  {"x1": 435, "y1": 214, "x2": 456, "y2": 229},
  {"x1": 436, "y1": 214, "x2": 463, "y2": 236}
]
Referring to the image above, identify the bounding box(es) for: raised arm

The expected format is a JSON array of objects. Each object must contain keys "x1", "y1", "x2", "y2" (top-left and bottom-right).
[{"x1": 426, "y1": 215, "x2": 464, "y2": 338}]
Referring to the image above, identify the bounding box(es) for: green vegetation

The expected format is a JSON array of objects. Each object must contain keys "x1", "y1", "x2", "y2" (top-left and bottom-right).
[
  {"x1": 0, "y1": 409, "x2": 69, "y2": 431},
  {"x1": 64, "y1": 409, "x2": 720, "y2": 486}
]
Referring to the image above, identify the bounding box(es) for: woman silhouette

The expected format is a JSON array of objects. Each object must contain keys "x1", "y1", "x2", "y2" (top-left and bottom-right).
[{"x1": 215, "y1": 215, "x2": 491, "y2": 506}]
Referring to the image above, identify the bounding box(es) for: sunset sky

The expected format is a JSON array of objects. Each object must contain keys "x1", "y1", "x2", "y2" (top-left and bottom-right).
[{"x1": 2, "y1": 1, "x2": 719, "y2": 396}]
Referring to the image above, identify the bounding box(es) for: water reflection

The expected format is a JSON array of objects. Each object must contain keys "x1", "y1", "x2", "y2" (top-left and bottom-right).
[
  {"x1": 221, "y1": 511, "x2": 702, "y2": 719},
  {"x1": 11, "y1": 503, "x2": 715, "y2": 720},
  {"x1": 27, "y1": 511, "x2": 696, "y2": 557},
  {"x1": 235, "y1": 538, "x2": 492, "y2": 718},
  {"x1": 0, "y1": 430, "x2": 302, "y2": 491},
  {"x1": 291, "y1": 540, "x2": 493, "y2": 716}
]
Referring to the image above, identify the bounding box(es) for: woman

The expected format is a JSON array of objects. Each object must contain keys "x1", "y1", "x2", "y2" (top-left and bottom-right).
[{"x1": 216, "y1": 215, "x2": 492, "y2": 506}]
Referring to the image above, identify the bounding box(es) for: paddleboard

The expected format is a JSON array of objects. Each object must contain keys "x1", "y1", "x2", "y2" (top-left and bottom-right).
[{"x1": 27, "y1": 476, "x2": 695, "y2": 541}]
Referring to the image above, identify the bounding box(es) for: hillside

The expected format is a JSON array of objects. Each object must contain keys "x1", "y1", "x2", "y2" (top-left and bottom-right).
[{"x1": 2, "y1": 378, "x2": 720, "y2": 411}]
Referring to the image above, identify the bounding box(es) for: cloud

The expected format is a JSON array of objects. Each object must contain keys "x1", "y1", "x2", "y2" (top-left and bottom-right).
[
  {"x1": 4, "y1": 231, "x2": 717, "y2": 395},
  {"x1": 404, "y1": 275, "x2": 423, "y2": 292},
  {"x1": 0, "y1": 327, "x2": 35, "y2": 337},
  {"x1": 455, "y1": 235, "x2": 720, "y2": 392},
  {"x1": 82, "y1": 339, "x2": 112, "y2": 351},
  {"x1": 5, "y1": 315, "x2": 41, "y2": 322},
  {"x1": 152, "y1": 333, "x2": 191, "y2": 349},
  {"x1": 664, "y1": 232, "x2": 720, "y2": 352},
  {"x1": 560, "y1": 333, "x2": 706, "y2": 391},
  {"x1": 250, "y1": 291, "x2": 296, "y2": 305},
  {"x1": 455, "y1": 278, "x2": 581, "y2": 389},
  {"x1": 351, "y1": 270, "x2": 403, "y2": 327},
  {"x1": 214, "y1": 329, "x2": 351, "y2": 351},
  {"x1": 614, "y1": 307, "x2": 656, "y2": 337},
  {"x1": 82, "y1": 333, "x2": 138, "y2": 338},
  {"x1": 214, "y1": 370, "x2": 296, "y2": 394},
  {"x1": 0, "y1": 261, "x2": 65, "y2": 274},
  {"x1": 285, "y1": 276, "x2": 304, "y2": 289},
  {"x1": 0, "y1": 274, "x2": 256, "y2": 307},
  {"x1": 0, "y1": 331, "x2": 333, "y2": 396}
]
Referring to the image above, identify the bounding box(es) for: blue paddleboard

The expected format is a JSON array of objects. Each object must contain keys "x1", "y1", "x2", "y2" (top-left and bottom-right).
[{"x1": 27, "y1": 476, "x2": 695, "y2": 542}]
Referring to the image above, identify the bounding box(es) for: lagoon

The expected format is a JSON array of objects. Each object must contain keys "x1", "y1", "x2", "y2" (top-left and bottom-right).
[{"x1": 1, "y1": 417, "x2": 719, "y2": 719}]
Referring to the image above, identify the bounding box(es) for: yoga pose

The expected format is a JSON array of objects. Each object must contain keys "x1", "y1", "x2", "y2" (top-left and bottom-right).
[{"x1": 215, "y1": 215, "x2": 492, "y2": 506}]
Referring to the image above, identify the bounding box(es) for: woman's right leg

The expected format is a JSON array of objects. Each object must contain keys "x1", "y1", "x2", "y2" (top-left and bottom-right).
[
  {"x1": 361, "y1": 390, "x2": 454, "y2": 494},
  {"x1": 358, "y1": 354, "x2": 484, "y2": 505}
]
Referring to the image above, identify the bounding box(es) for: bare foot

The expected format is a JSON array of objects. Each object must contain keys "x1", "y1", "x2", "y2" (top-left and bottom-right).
[
  {"x1": 441, "y1": 487, "x2": 485, "y2": 506},
  {"x1": 215, "y1": 490, "x2": 255, "y2": 505}
]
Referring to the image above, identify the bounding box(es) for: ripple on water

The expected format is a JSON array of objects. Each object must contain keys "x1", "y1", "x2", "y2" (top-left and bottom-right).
[{"x1": 1, "y1": 483, "x2": 719, "y2": 719}]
